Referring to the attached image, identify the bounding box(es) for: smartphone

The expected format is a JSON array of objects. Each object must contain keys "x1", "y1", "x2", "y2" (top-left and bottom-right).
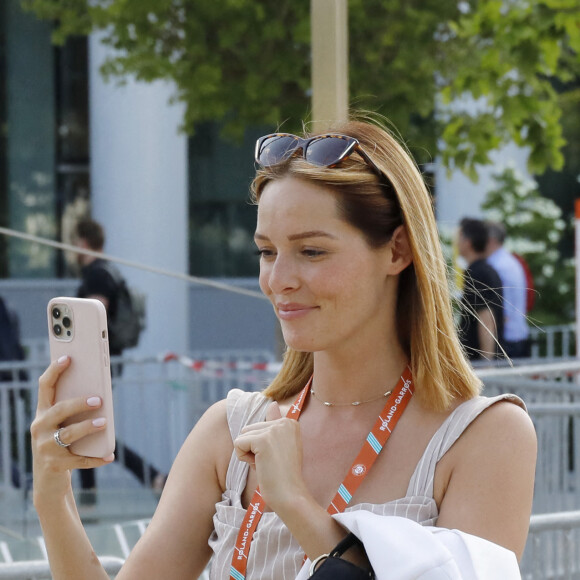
[{"x1": 47, "y1": 297, "x2": 115, "y2": 458}]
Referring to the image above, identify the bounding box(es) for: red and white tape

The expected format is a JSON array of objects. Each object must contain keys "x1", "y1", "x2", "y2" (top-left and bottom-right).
[{"x1": 161, "y1": 352, "x2": 281, "y2": 374}]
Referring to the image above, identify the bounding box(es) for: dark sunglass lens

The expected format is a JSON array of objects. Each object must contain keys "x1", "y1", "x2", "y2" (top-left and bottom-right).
[
  {"x1": 305, "y1": 137, "x2": 352, "y2": 167},
  {"x1": 258, "y1": 135, "x2": 300, "y2": 166}
]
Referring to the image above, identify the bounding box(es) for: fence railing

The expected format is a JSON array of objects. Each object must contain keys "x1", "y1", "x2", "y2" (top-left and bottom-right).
[
  {"x1": 2, "y1": 349, "x2": 580, "y2": 576},
  {"x1": 521, "y1": 510, "x2": 580, "y2": 579},
  {"x1": 529, "y1": 324, "x2": 576, "y2": 360},
  {"x1": 0, "y1": 350, "x2": 276, "y2": 491},
  {"x1": 0, "y1": 557, "x2": 125, "y2": 579},
  {"x1": 0, "y1": 510, "x2": 577, "y2": 579},
  {"x1": 481, "y1": 362, "x2": 580, "y2": 515}
]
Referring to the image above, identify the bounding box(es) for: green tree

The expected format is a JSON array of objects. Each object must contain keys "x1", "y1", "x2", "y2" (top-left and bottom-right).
[
  {"x1": 481, "y1": 166, "x2": 574, "y2": 326},
  {"x1": 22, "y1": 0, "x2": 580, "y2": 177}
]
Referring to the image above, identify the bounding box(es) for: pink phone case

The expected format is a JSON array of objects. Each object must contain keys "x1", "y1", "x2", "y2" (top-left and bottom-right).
[{"x1": 47, "y1": 297, "x2": 115, "y2": 458}]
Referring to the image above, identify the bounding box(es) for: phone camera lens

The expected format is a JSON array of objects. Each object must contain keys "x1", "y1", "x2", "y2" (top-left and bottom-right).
[
  {"x1": 62, "y1": 317, "x2": 71, "y2": 328},
  {"x1": 52, "y1": 307, "x2": 61, "y2": 319},
  {"x1": 53, "y1": 324, "x2": 62, "y2": 336}
]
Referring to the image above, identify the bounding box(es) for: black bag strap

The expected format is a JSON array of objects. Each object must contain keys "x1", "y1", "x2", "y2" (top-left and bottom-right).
[
  {"x1": 309, "y1": 532, "x2": 375, "y2": 579},
  {"x1": 329, "y1": 532, "x2": 365, "y2": 558}
]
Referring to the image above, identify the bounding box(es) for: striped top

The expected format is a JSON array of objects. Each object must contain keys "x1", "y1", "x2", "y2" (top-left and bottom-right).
[{"x1": 207, "y1": 389, "x2": 525, "y2": 580}]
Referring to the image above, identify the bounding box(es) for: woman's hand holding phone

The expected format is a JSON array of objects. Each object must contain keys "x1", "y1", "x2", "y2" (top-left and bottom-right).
[
  {"x1": 31, "y1": 297, "x2": 117, "y2": 506},
  {"x1": 31, "y1": 356, "x2": 115, "y2": 502}
]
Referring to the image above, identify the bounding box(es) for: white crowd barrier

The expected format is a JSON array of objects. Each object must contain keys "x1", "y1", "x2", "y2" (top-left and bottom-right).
[
  {"x1": 522, "y1": 510, "x2": 580, "y2": 579},
  {"x1": 1, "y1": 350, "x2": 580, "y2": 576}
]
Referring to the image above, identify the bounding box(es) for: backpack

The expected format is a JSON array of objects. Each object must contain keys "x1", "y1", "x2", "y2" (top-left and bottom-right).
[{"x1": 101, "y1": 263, "x2": 146, "y2": 352}]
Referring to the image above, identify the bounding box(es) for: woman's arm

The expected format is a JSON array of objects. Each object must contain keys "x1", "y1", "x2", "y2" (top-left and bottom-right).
[
  {"x1": 117, "y1": 398, "x2": 230, "y2": 579},
  {"x1": 32, "y1": 357, "x2": 114, "y2": 580},
  {"x1": 32, "y1": 357, "x2": 230, "y2": 579},
  {"x1": 435, "y1": 400, "x2": 537, "y2": 560}
]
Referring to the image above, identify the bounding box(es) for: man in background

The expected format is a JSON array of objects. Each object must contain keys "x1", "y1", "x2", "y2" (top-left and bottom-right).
[
  {"x1": 74, "y1": 219, "x2": 165, "y2": 501},
  {"x1": 76, "y1": 219, "x2": 122, "y2": 356},
  {"x1": 457, "y1": 218, "x2": 504, "y2": 361},
  {"x1": 486, "y1": 221, "x2": 530, "y2": 359}
]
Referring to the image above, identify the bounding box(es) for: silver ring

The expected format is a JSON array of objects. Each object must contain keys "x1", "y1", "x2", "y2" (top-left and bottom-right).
[{"x1": 53, "y1": 428, "x2": 70, "y2": 448}]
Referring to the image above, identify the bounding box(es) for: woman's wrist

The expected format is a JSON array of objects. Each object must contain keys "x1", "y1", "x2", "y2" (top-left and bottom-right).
[
  {"x1": 274, "y1": 492, "x2": 346, "y2": 560},
  {"x1": 33, "y1": 477, "x2": 74, "y2": 515}
]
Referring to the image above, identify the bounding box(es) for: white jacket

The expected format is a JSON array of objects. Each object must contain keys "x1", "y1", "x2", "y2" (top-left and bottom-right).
[{"x1": 296, "y1": 511, "x2": 521, "y2": 579}]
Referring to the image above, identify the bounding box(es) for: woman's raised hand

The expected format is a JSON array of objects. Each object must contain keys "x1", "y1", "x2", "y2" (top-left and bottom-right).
[
  {"x1": 31, "y1": 356, "x2": 114, "y2": 502},
  {"x1": 233, "y1": 402, "x2": 307, "y2": 514}
]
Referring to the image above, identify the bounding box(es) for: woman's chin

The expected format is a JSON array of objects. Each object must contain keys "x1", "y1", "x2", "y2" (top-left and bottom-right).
[{"x1": 281, "y1": 334, "x2": 312, "y2": 352}]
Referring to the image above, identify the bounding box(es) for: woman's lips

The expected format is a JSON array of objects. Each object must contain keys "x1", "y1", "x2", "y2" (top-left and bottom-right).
[{"x1": 276, "y1": 303, "x2": 317, "y2": 320}]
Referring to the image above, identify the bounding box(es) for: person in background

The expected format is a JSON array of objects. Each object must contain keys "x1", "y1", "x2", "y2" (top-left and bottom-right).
[
  {"x1": 457, "y1": 218, "x2": 504, "y2": 361},
  {"x1": 486, "y1": 221, "x2": 530, "y2": 359},
  {"x1": 75, "y1": 220, "x2": 122, "y2": 356},
  {"x1": 0, "y1": 295, "x2": 29, "y2": 487},
  {"x1": 75, "y1": 219, "x2": 165, "y2": 499}
]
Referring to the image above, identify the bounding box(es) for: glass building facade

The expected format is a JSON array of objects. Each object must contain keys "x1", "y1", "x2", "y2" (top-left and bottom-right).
[
  {"x1": 0, "y1": 0, "x2": 260, "y2": 280},
  {"x1": 1, "y1": 0, "x2": 89, "y2": 279}
]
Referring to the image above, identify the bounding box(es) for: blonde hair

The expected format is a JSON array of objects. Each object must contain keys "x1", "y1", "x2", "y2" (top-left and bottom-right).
[{"x1": 252, "y1": 119, "x2": 481, "y2": 411}]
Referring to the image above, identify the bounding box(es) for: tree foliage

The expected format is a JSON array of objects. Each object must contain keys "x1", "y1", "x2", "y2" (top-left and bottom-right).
[{"x1": 22, "y1": 0, "x2": 580, "y2": 177}]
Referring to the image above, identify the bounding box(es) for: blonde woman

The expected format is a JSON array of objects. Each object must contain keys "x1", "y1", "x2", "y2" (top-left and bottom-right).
[{"x1": 32, "y1": 119, "x2": 536, "y2": 579}]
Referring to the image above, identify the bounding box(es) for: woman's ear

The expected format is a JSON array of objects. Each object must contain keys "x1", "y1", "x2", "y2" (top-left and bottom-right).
[{"x1": 387, "y1": 225, "x2": 413, "y2": 275}]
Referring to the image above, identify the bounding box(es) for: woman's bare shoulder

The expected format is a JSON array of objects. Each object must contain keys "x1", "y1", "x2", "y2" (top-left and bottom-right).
[
  {"x1": 462, "y1": 397, "x2": 535, "y2": 447},
  {"x1": 436, "y1": 397, "x2": 537, "y2": 558},
  {"x1": 441, "y1": 396, "x2": 536, "y2": 475}
]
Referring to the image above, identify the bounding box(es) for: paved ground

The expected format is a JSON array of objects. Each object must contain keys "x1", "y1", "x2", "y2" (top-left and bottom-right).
[{"x1": 0, "y1": 462, "x2": 160, "y2": 561}]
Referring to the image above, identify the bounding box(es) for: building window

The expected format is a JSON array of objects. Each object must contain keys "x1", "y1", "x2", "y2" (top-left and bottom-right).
[
  {"x1": 55, "y1": 36, "x2": 90, "y2": 278},
  {"x1": 0, "y1": 0, "x2": 89, "y2": 278},
  {"x1": 189, "y1": 124, "x2": 265, "y2": 278}
]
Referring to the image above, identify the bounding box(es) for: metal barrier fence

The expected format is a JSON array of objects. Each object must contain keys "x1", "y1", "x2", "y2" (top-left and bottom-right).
[
  {"x1": 521, "y1": 511, "x2": 580, "y2": 580},
  {"x1": 2, "y1": 352, "x2": 580, "y2": 577},
  {"x1": 529, "y1": 324, "x2": 576, "y2": 359},
  {"x1": 0, "y1": 511, "x2": 578, "y2": 579},
  {"x1": 0, "y1": 518, "x2": 210, "y2": 579},
  {"x1": 481, "y1": 361, "x2": 580, "y2": 515},
  {"x1": 0, "y1": 557, "x2": 125, "y2": 579},
  {"x1": 0, "y1": 350, "x2": 277, "y2": 490}
]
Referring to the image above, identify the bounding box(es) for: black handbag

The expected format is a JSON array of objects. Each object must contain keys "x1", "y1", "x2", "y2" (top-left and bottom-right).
[{"x1": 308, "y1": 533, "x2": 375, "y2": 579}]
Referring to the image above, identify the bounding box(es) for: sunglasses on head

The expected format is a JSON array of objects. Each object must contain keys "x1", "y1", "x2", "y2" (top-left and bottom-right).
[{"x1": 255, "y1": 132, "x2": 384, "y2": 178}]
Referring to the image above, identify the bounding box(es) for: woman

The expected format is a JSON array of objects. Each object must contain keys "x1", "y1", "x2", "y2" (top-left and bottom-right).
[{"x1": 31, "y1": 119, "x2": 537, "y2": 579}]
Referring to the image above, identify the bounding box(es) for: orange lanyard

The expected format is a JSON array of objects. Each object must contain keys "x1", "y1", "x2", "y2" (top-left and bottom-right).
[{"x1": 229, "y1": 367, "x2": 413, "y2": 580}]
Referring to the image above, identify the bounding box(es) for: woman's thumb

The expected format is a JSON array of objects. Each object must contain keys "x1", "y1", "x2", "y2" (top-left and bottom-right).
[{"x1": 266, "y1": 401, "x2": 283, "y2": 422}]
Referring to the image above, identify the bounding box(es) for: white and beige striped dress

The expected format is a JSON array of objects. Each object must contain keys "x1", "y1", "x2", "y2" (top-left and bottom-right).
[{"x1": 207, "y1": 388, "x2": 524, "y2": 580}]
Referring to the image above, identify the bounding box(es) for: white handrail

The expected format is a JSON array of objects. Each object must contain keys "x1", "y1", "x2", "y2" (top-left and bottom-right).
[{"x1": 0, "y1": 556, "x2": 124, "y2": 578}]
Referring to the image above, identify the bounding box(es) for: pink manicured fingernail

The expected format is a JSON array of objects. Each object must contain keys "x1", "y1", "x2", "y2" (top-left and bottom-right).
[
  {"x1": 57, "y1": 355, "x2": 69, "y2": 365},
  {"x1": 92, "y1": 417, "x2": 106, "y2": 427},
  {"x1": 87, "y1": 397, "x2": 101, "y2": 407},
  {"x1": 103, "y1": 453, "x2": 115, "y2": 462}
]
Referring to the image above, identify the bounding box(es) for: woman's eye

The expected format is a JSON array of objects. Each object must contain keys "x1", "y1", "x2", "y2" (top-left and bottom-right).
[
  {"x1": 302, "y1": 249, "x2": 326, "y2": 258},
  {"x1": 255, "y1": 248, "x2": 275, "y2": 259}
]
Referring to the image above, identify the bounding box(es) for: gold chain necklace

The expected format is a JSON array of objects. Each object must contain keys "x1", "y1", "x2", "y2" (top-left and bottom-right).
[{"x1": 310, "y1": 387, "x2": 393, "y2": 407}]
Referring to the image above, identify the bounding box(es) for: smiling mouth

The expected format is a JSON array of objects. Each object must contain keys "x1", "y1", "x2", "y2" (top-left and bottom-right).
[{"x1": 276, "y1": 304, "x2": 317, "y2": 320}]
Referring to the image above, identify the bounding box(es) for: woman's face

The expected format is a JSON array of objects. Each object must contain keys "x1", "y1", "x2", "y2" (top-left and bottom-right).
[{"x1": 255, "y1": 176, "x2": 397, "y2": 354}]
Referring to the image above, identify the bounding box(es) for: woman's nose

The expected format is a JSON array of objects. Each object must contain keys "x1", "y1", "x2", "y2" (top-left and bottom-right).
[{"x1": 263, "y1": 254, "x2": 300, "y2": 295}]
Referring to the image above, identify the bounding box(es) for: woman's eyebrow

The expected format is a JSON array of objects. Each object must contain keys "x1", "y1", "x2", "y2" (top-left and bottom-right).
[{"x1": 254, "y1": 231, "x2": 337, "y2": 241}]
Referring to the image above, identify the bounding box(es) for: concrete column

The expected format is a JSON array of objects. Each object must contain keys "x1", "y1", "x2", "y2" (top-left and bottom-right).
[
  {"x1": 88, "y1": 34, "x2": 189, "y2": 357},
  {"x1": 311, "y1": 0, "x2": 349, "y2": 131}
]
